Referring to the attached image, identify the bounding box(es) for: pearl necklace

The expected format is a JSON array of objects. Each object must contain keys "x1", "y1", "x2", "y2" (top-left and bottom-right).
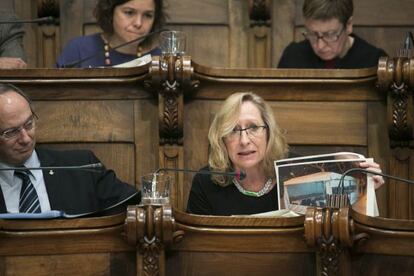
[
  {"x1": 233, "y1": 178, "x2": 273, "y2": 197},
  {"x1": 101, "y1": 34, "x2": 143, "y2": 66}
]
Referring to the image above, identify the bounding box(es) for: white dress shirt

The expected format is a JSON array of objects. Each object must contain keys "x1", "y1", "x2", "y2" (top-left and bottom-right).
[{"x1": 0, "y1": 150, "x2": 51, "y2": 213}]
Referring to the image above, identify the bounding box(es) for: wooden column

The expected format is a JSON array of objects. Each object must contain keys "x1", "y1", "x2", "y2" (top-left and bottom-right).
[
  {"x1": 305, "y1": 207, "x2": 369, "y2": 276},
  {"x1": 125, "y1": 205, "x2": 184, "y2": 276},
  {"x1": 146, "y1": 55, "x2": 199, "y2": 210},
  {"x1": 36, "y1": 0, "x2": 60, "y2": 67},
  {"x1": 377, "y1": 56, "x2": 414, "y2": 219},
  {"x1": 248, "y1": 0, "x2": 272, "y2": 68}
]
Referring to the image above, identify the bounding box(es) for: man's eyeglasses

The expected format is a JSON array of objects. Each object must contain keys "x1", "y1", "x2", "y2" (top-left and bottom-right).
[
  {"x1": 0, "y1": 114, "x2": 38, "y2": 140},
  {"x1": 226, "y1": 125, "x2": 268, "y2": 141},
  {"x1": 302, "y1": 26, "x2": 344, "y2": 44}
]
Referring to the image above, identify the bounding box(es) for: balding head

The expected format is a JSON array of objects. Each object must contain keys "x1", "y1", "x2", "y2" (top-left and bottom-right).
[{"x1": 0, "y1": 84, "x2": 36, "y2": 166}]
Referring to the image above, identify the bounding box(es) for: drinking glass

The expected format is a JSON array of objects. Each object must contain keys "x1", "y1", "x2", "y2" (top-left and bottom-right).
[{"x1": 140, "y1": 172, "x2": 171, "y2": 205}]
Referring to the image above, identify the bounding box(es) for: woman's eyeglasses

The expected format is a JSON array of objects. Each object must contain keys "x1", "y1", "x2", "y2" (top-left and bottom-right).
[
  {"x1": 302, "y1": 26, "x2": 345, "y2": 44},
  {"x1": 226, "y1": 125, "x2": 268, "y2": 141}
]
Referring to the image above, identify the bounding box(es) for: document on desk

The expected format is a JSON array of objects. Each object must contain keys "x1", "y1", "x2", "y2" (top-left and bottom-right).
[{"x1": 0, "y1": 191, "x2": 139, "y2": 219}]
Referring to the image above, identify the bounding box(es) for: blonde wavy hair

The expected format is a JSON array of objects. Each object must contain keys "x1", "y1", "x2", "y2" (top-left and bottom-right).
[{"x1": 208, "y1": 92, "x2": 288, "y2": 186}]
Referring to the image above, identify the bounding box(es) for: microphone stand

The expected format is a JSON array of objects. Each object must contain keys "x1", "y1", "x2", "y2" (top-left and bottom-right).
[
  {"x1": 327, "y1": 168, "x2": 414, "y2": 209},
  {"x1": 63, "y1": 28, "x2": 170, "y2": 68},
  {"x1": 0, "y1": 163, "x2": 103, "y2": 173},
  {"x1": 0, "y1": 17, "x2": 55, "y2": 24},
  {"x1": 155, "y1": 167, "x2": 246, "y2": 180}
]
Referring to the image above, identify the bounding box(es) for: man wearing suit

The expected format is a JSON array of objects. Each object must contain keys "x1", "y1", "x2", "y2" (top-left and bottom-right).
[
  {"x1": 0, "y1": 83, "x2": 139, "y2": 214},
  {"x1": 0, "y1": 10, "x2": 27, "y2": 69}
]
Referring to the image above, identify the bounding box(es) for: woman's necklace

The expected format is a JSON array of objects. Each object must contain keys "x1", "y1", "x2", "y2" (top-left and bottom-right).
[
  {"x1": 101, "y1": 34, "x2": 143, "y2": 66},
  {"x1": 233, "y1": 178, "x2": 273, "y2": 197}
]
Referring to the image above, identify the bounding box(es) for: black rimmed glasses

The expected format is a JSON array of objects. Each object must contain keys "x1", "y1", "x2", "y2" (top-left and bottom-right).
[
  {"x1": 226, "y1": 125, "x2": 268, "y2": 141},
  {"x1": 302, "y1": 26, "x2": 345, "y2": 44},
  {"x1": 0, "y1": 113, "x2": 38, "y2": 140}
]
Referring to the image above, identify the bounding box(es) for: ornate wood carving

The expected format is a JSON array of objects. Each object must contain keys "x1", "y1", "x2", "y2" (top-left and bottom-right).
[
  {"x1": 37, "y1": 0, "x2": 60, "y2": 68},
  {"x1": 146, "y1": 55, "x2": 199, "y2": 146},
  {"x1": 248, "y1": 0, "x2": 271, "y2": 27},
  {"x1": 377, "y1": 56, "x2": 414, "y2": 150},
  {"x1": 305, "y1": 207, "x2": 369, "y2": 275},
  {"x1": 248, "y1": 0, "x2": 272, "y2": 67},
  {"x1": 124, "y1": 205, "x2": 184, "y2": 276},
  {"x1": 37, "y1": 0, "x2": 60, "y2": 19}
]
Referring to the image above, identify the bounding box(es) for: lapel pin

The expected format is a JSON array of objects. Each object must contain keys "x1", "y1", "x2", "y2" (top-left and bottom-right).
[{"x1": 49, "y1": 170, "x2": 54, "y2": 175}]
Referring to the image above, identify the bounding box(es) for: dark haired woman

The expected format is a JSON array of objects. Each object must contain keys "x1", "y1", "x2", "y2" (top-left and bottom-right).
[{"x1": 56, "y1": 0, "x2": 165, "y2": 68}]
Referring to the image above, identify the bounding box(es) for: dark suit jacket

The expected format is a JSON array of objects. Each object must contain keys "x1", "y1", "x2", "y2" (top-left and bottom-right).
[
  {"x1": 0, "y1": 148, "x2": 139, "y2": 215},
  {"x1": 0, "y1": 10, "x2": 25, "y2": 59}
]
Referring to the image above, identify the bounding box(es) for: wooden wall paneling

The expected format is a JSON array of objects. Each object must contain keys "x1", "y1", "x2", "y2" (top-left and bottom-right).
[
  {"x1": 272, "y1": 102, "x2": 367, "y2": 146},
  {"x1": 167, "y1": 252, "x2": 316, "y2": 276},
  {"x1": 5, "y1": 254, "x2": 111, "y2": 275},
  {"x1": 14, "y1": 0, "x2": 38, "y2": 68},
  {"x1": 35, "y1": 100, "x2": 135, "y2": 143},
  {"x1": 411, "y1": 151, "x2": 414, "y2": 220},
  {"x1": 355, "y1": 27, "x2": 414, "y2": 58},
  {"x1": 134, "y1": 99, "x2": 159, "y2": 183},
  {"x1": 166, "y1": 0, "x2": 251, "y2": 67},
  {"x1": 60, "y1": 0, "x2": 85, "y2": 47},
  {"x1": 229, "y1": 0, "x2": 249, "y2": 67},
  {"x1": 183, "y1": 100, "x2": 216, "y2": 210},
  {"x1": 165, "y1": 0, "x2": 231, "y2": 67},
  {"x1": 168, "y1": 25, "x2": 229, "y2": 68},
  {"x1": 271, "y1": 1, "x2": 296, "y2": 67},
  {"x1": 367, "y1": 101, "x2": 389, "y2": 217},
  {"x1": 247, "y1": 0, "x2": 271, "y2": 68},
  {"x1": 36, "y1": 24, "x2": 60, "y2": 68},
  {"x1": 388, "y1": 157, "x2": 411, "y2": 219}
]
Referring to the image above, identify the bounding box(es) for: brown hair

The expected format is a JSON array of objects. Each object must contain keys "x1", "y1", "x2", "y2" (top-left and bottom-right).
[
  {"x1": 94, "y1": 0, "x2": 166, "y2": 47},
  {"x1": 302, "y1": 0, "x2": 353, "y2": 25}
]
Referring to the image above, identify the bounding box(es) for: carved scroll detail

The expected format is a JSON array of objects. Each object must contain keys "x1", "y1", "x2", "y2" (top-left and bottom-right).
[
  {"x1": 146, "y1": 55, "x2": 199, "y2": 145},
  {"x1": 248, "y1": 0, "x2": 271, "y2": 27},
  {"x1": 37, "y1": 0, "x2": 60, "y2": 19},
  {"x1": 378, "y1": 56, "x2": 414, "y2": 150},
  {"x1": 124, "y1": 205, "x2": 184, "y2": 276},
  {"x1": 305, "y1": 207, "x2": 369, "y2": 275}
]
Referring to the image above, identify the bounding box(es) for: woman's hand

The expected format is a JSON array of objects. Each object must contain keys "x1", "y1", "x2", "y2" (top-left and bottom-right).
[{"x1": 359, "y1": 161, "x2": 385, "y2": 189}]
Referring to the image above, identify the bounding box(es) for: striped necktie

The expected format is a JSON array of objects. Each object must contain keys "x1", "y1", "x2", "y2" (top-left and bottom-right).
[{"x1": 15, "y1": 169, "x2": 41, "y2": 213}]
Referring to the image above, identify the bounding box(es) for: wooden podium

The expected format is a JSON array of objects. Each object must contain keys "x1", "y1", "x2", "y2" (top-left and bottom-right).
[{"x1": 0, "y1": 55, "x2": 413, "y2": 275}]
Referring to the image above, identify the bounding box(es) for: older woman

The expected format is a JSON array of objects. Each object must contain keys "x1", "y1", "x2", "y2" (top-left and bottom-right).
[
  {"x1": 278, "y1": 0, "x2": 386, "y2": 69},
  {"x1": 187, "y1": 92, "x2": 289, "y2": 216},
  {"x1": 56, "y1": 0, "x2": 165, "y2": 68},
  {"x1": 187, "y1": 92, "x2": 384, "y2": 216}
]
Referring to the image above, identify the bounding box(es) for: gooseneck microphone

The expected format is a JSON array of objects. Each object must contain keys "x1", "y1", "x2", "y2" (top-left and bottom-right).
[
  {"x1": 155, "y1": 167, "x2": 247, "y2": 181},
  {"x1": 338, "y1": 168, "x2": 414, "y2": 194},
  {"x1": 0, "y1": 16, "x2": 55, "y2": 24},
  {"x1": 0, "y1": 163, "x2": 103, "y2": 173},
  {"x1": 63, "y1": 28, "x2": 170, "y2": 68}
]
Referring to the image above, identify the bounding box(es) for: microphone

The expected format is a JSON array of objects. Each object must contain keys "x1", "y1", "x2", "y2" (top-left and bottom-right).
[
  {"x1": 63, "y1": 28, "x2": 170, "y2": 68},
  {"x1": 155, "y1": 167, "x2": 246, "y2": 181},
  {"x1": 0, "y1": 163, "x2": 103, "y2": 173},
  {"x1": 0, "y1": 16, "x2": 55, "y2": 24}
]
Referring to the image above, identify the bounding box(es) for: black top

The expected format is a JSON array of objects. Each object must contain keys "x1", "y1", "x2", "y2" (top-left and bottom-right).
[
  {"x1": 186, "y1": 168, "x2": 279, "y2": 216},
  {"x1": 278, "y1": 34, "x2": 387, "y2": 69}
]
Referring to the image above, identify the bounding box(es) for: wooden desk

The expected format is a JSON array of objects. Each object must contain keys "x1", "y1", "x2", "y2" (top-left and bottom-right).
[
  {"x1": 0, "y1": 214, "x2": 135, "y2": 275},
  {"x1": 0, "y1": 56, "x2": 412, "y2": 275}
]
